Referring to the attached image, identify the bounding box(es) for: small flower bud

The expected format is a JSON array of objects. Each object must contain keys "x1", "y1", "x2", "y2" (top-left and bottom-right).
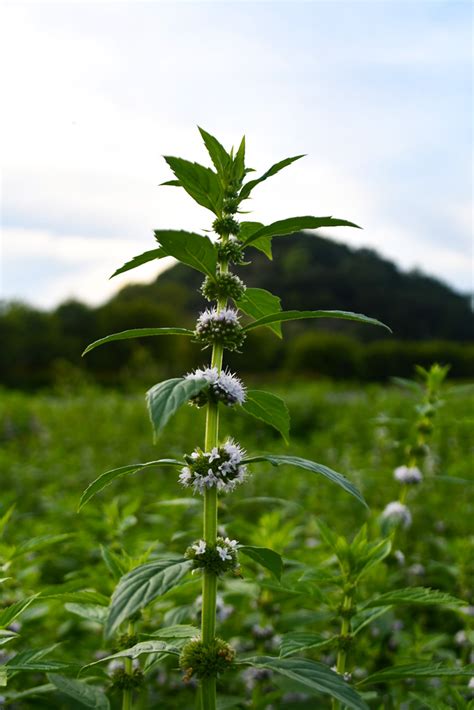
[
  {"x1": 201, "y1": 273, "x2": 246, "y2": 302},
  {"x1": 179, "y1": 638, "x2": 235, "y2": 680},
  {"x1": 185, "y1": 537, "x2": 240, "y2": 576},
  {"x1": 217, "y1": 236, "x2": 246, "y2": 265},
  {"x1": 381, "y1": 501, "x2": 412, "y2": 529},
  {"x1": 213, "y1": 216, "x2": 240, "y2": 236}
]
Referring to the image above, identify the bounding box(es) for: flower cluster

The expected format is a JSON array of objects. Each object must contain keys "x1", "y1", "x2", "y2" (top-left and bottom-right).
[
  {"x1": 201, "y1": 273, "x2": 246, "y2": 302},
  {"x1": 217, "y1": 236, "x2": 245, "y2": 265},
  {"x1": 179, "y1": 440, "x2": 247, "y2": 494},
  {"x1": 194, "y1": 308, "x2": 246, "y2": 351},
  {"x1": 185, "y1": 367, "x2": 246, "y2": 407},
  {"x1": 212, "y1": 216, "x2": 240, "y2": 236},
  {"x1": 393, "y1": 465, "x2": 423, "y2": 484},
  {"x1": 179, "y1": 637, "x2": 235, "y2": 681},
  {"x1": 185, "y1": 537, "x2": 240, "y2": 575},
  {"x1": 381, "y1": 501, "x2": 412, "y2": 529}
]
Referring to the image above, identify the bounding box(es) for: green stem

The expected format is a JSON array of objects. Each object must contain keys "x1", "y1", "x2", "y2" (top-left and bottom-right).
[
  {"x1": 122, "y1": 622, "x2": 135, "y2": 710},
  {"x1": 332, "y1": 594, "x2": 352, "y2": 710},
  {"x1": 200, "y1": 232, "x2": 229, "y2": 710}
]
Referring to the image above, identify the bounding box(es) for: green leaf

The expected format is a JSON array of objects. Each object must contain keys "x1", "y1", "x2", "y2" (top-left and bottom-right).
[
  {"x1": 163, "y1": 156, "x2": 222, "y2": 214},
  {"x1": 154, "y1": 230, "x2": 217, "y2": 277},
  {"x1": 232, "y1": 135, "x2": 246, "y2": 184},
  {"x1": 243, "y1": 309, "x2": 391, "y2": 334},
  {"x1": 0, "y1": 630, "x2": 19, "y2": 646},
  {"x1": 351, "y1": 607, "x2": 392, "y2": 636},
  {"x1": 279, "y1": 632, "x2": 335, "y2": 658},
  {"x1": 243, "y1": 455, "x2": 367, "y2": 508},
  {"x1": 198, "y1": 127, "x2": 230, "y2": 176},
  {"x1": 65, "y1": 603, "x2": 109, "y2": 625},
  {"x1": 82, "y1": 328, "x2": 193, "y2": 356},
  {"x1": 242, "y1": 657, "x2": 369, "y2": 709},
  {"x1": 6, "y1": 660, "x2": 73, "y2": 672},
  {"x1": 48, "y1": 674, "x2": 110, "y2": 710},
  {"x1": 239, "y1": 155, "x2": 305, "y2": 200},
  {"x1": 100, "y1": 546, "x2": 128, "y2": 580},
  {"x1": 364, "y1": 587, "x2": 466, "y2": 609},
  {"x1": 241, "y1": 390, "x2": 290, "y2": 442},
  {"x1": 147, "y1": 624, "x2": 199, "y2": 641},
  {"x1": 110, "y1": 248, "x2": 166, "y2": 279},
  {"x1": 243, "y1": 215, "x2": 361, "y2": 245},
  {"x1": 359, "y1": 663, "x2": 474, "y2": 686},
  {"x1": 235, "y1": 287, "x2": 282, "y2": 337},
  {"x1": 106, "y1": 559, "x2": 192, "y2": 637},
  {"x1": 83, "y1": 641, "x2": 180, "y2": 669},
  {"x1": 78, "y1": 459, "x2": 181, "y2": 511},
  {"x1": 238, "y1": 546, "x2": 283, "y2": 580},
  {"x1": 251, "y1": 236, "x2": 273, "y2": 259},
  {"x1": 13, "y1": 534, "x2": 72, "y2": 558},
  {"x1": 146, "y1": 377, "x2": 208, "y2": 438},
  {"x1": 0, "y1": 595, "x2": 38, "y2": 629}
]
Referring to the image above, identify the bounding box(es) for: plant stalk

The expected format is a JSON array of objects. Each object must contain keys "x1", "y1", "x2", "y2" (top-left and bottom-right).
[
  {"x1": 122, "y1": 621, "x2": 135, "y2": 710},
  {"x1": 332, "y1": 593, "x2": 353, "y2": 710},
  {"x1": 200, "y1": 256, "x2": 227, "y2": 708}
]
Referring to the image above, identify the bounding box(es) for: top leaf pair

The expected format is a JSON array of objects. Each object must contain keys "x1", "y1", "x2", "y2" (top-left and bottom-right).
[{"x1": 162, "y1": 127, "x2": 307, "y2": 217}]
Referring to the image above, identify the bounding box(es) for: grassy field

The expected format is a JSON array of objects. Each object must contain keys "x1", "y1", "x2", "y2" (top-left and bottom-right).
[{"x1": 0, "y1": 379, "x2": 473, "y2": 708}]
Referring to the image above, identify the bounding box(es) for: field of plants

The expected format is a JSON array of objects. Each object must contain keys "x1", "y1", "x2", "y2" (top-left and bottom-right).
[{"x1": 1, "y1": 377, "x2": 473, "y2": 708}]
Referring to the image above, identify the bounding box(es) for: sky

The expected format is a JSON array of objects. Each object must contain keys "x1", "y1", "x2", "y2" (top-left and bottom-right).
[{"x1": 1, "y1": 0, "x2": 472, "y2": 309}]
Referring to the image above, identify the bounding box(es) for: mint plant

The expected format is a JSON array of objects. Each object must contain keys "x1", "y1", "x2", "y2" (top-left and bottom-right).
[{"x1": 80, "y1": 128, "x2": 393, "y2": 709}]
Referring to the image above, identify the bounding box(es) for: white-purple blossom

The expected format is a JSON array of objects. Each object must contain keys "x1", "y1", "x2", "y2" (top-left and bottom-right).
[
  {"x1": 393, "y1": 465, "x2": 423, "y2": 484},
  {"x1": 180, "y1": 439, "x2": 247, "y2": 495},
  {"x1": 381, "y1": 501, "x2": 412, "y2": 528},
  {"x1": 192, "y1": 540, "x2": 207, "y2": 556}
]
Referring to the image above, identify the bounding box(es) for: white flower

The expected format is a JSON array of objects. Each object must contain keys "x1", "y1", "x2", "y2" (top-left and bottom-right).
[
  {"x1": 468, "y1": 676, "x2": 474, "y2": 689},
  {"x1": 196, "y1": 307, "x2": 240, "y2": 329},
  {"x1": 382, "y1": 501, "x2": 412, "y2": 528},
  {"x1": 211, "y1": 370, "x2": 246, "y2": 405},
  {"x1": 223, "y1": 537, "x2": 239, "y2": 550},
  {"x1": 216, "y1": 546, "x2": 232, "y2": 561},
  {"x1": 185, "y1": 366, "x2": 219, "y2": 383},
  {"x1": 192, "y1": 540, "x2": 207, "y2": 556},
  {"x1": 394, "y1": 465, "x2": 423, "y2": 484},
  {"x1": 179, "y1": 439, "x2": 247, "y2": 495}
]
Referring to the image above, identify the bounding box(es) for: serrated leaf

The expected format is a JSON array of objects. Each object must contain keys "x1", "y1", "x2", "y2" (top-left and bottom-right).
[
  {"x1": 110, "y1": 248, "x2": 166, "y2": 279},
  {"x1": 146, "y1": 377, "x2": 208, "y2": 438},
  {"x1": 279, "y1": 632, "x2": 335, "y2": 657},
  {"x1": 1, "y1": 683, "x2": 55, "y2": 701},
  {"x1": 251, "y1": 236, "x2": 273, "y2": 259},
  {"x1": 82, "y1": 328, "x2": 193, "y2": 356},
  {"x1": 163, "y1": 156, "x2": 222, "y2": 214},
  {"x1": 198, "y1": 127, "x2": 230, "y2": 176},
  {"x1": 243, "y1": 310, "x2": 391, "y2": 334},
  {"x1": 154, "y1": 230, "x2": 217, "y2": 277},
  {"x1": 65, "y1": 603, "x2": 109, "y2": 625},
  {"x1": 235, "y1": 287, "x2": 282, "y2": 337},
  {"x1": 79, "y1": 459, "x2": 181, "y2": 511},
  {"x1": 364, "y1": 587, "x2": 466, "y2": 609},
  {"x1": 0, "y1": 595, "x2": 38, "y2": 629},
  {"x1": 83, "y1": 641, "x2": 180, "y2": 669},
  {"x1": 243, "y1": 215, "x2": 361, "y2": 245},
  {"x1": 241, "y1": 390, "x2": 290, "y2": 442},
  {"x1": 13, "y1": 534, "x2": 72, "y2": 558},
  {"x1": 106, "y1": 559, "x2": 192, "y2": 637},
  {"x1": 6, "y1": 660, "x2": 73, "y2": 672},
  {"x1": 239, "y1": 546, "x2": 283, "y2": 580},
  {"x1": 351, "y1": 607, "x2": 393, "y2": 636},
  {"x1": 243, "y1": 455, "x2": 367, "y2": 508},
  {"x1": 48, "y1": 675, "x2": 110, "y2": 709},
  {"x1": 100, "y1": 546, "x2": 128, "y2": 580},
  {"x1": 359, "y1": 662, "x2": 474, "y2": 686},
  {"x1": 239, "y1": 155, "x2": 305, "y2": 200},
  {"x1": 147, "y1": 624, "x2": 199, "y2": 641},
  {"x1": 241, "y1": 656, "x2": 368, "y2": 709}
]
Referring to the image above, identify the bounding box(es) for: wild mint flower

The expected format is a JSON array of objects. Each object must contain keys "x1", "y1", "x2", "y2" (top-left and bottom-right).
[
  {"x1": 381, "y1": 501, "x2": 412, "y2": 529},
  {"x1": 180, "y1": 440, "x2": 247, "y2": 495},
  {"x1": 185, "y1": 367, "x2": 246, "y2": 407},
  {"x1": 192, "y1": 540, "x2": 207, "y2": 556},
  {"x1": 393, "y1": 465, "x2": 423, "y2": 484},
  {"x1": 201, "y1": 272, "x2": 246, "y2": 302},
  {"x1": 194, "y1": 308, "x2": 246, "y2": 351},
  {"x1": 217, "y1": 236, "x2": 245, "y2": 264}
]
